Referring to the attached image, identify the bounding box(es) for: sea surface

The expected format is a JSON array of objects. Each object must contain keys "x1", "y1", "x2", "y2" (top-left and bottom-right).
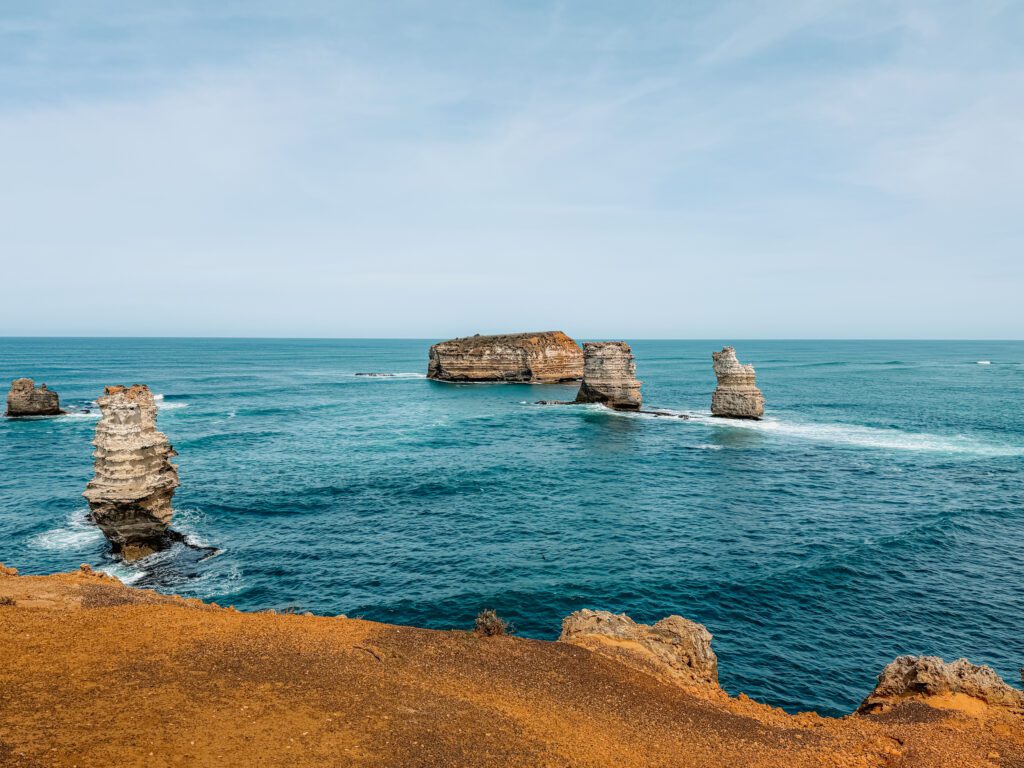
[{"x1": 1, "y1": 338, "x2": 1022, "y2": 715}]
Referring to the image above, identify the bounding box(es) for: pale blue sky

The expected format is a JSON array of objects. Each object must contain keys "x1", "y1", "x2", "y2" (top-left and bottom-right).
[{"x1": 1, "y1": 1, "x2": 1022, "y2": 338}]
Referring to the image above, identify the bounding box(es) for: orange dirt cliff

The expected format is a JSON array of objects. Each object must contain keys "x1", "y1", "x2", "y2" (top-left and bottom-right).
[{"x1": 1, "y1": 565, "x2": 1022, "y2": 767}]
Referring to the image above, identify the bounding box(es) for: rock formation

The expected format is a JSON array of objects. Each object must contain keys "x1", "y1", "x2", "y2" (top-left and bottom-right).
[
  {"x1": 559, "y1": 609, "x2": 718, "y2": 689},
  {"x1": 5, "y1": 378, "x2": 63, "y2": 417},
  {"x1": 858, "y1": 656, "x2": 1024, "y2": 714},
  {"x1": 427, "y1": 331, "x2": 583, "y2": 383},
  {"x1": 574, "y1": 342, "x2": 642, "y2": 410},
  {"x1": 711, "y1": 347, "x2": 765, "y2": 419},
  {"x1": 83, "y1": 385, "x2": 179, "y2": 561}
]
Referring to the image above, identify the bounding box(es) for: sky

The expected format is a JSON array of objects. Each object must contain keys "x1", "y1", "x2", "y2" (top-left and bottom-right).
[{"x1": 1, "y1": 1, "x2": 1022, "y2": 338}]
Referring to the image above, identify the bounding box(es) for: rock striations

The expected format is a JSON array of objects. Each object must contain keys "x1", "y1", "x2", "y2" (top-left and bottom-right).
[
  {"x1": 83, "y1": 385, "x2": 179, "y2": 561},
  {"x1": 427, "y1": 331, "x2": 583, "y2": 383},
  {"x1": 5, "y1": 378, "x2": 63, "y2": 417},
  {"x1": 711, "y1": 347, "x2": 765, "y2": 419},
  {"x1": 559, "y1": 609, "x2": 718, "y2": 689},
  {"x1": 859, "y1": 656, "x2": 1024, "y2": 714},
  {"x1": 574, "y1": 342, "x2": 642, "y2": 410}
]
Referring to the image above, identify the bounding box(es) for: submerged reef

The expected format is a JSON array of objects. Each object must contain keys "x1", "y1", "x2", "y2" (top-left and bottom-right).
[
  {"x1": 5, "y1": 378, "x2": 63, "y2": 417},
  {"x1": 427, "y1": 331, "x2": 583, "y2": 382},
  {"x1": 574, "y1": 342, "x2": 642, "y2": 410},
  {"x1": 82, "y1": 384, "x2": 179, "y2": 561},
  {"x1": 711, "y1": 346, "x2": 765, "y2": 419}
]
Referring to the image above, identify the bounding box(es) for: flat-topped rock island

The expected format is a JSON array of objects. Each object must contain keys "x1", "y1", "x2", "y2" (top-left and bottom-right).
[{"x1": 428, "y1": 331, "x2": 583, "y2": 382}]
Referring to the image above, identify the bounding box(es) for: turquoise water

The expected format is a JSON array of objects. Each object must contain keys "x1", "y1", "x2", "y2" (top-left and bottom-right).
[{"x1": 1, "y1": 338, "x2": 1022, "y2": 715}]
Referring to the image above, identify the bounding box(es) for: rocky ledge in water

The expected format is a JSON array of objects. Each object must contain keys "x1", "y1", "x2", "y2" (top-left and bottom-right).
[
  {"x1": 5, "y1": 378, "x2": 64, "y2": 417},
  {"x1": 711, "y1": 346, "x2": 765, "y2": 419},
  {"x1": 574, "y1": 341, "x2": 642, "y2": 410},
  {"x1": 859, "y1": 655, "x2": 1024, "y2": 714},
  {"x1": 82, "y1": 384, "x2": 180, "y2": 561},
  {"x1": 427, "y1": 331, "x2": 583, "y2": 383},
  {"x1": 559, "y1": 608, "x2": 718, "y2": 689}
]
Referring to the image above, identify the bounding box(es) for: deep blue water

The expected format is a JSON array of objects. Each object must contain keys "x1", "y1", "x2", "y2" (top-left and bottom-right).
[{"x1": 1, "y1": 338, "x2": 1022, "y2": 715}]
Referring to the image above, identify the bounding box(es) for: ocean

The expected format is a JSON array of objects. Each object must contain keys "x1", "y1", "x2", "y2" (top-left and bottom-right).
[{"x1": 1, "y1": 337, "x2": 1021, "y2": 716}]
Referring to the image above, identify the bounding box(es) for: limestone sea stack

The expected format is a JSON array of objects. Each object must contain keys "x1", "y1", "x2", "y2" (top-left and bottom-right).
[
  {"x1": 5, "y1": 378, "x2": 64, "y2": 417},
  {"x1": 574, "y1": 342, "x2": 642, "y2": 410},
  {"x1": 83, "y1": 385, "x2": 179, "y2": 561},
  {"x1": 427, "y1": 331, "x2": 583, "y2": 383},
  {"x1": 559, "y1": 609, "x2": 718, "y2": 689},
  {"x1": 711, "y1": 346, "x2": 765, "y2": 419}
]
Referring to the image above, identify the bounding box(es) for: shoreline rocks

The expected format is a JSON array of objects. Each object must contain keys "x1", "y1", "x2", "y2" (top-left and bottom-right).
[
  {"x1": 859, "y1": 656, "x2": 1024, "y2": 714},
  {"x1": 711, "y1": 347, "x2": 765, "y2": 419},
  {"x1": 559, "y1": 609, "x2": 718, "y2": 689},
  {"x1": 427, "y1": 331, "x2": 583, "y2": 383},
  {"x1": 574, "y1": 342, "x2": 642, "y2": 410},
  {"x1": 5, "y1": 378, "x2": 64, "y2": 417},
  {"x1": 82, "y1": 384, "x2": 179, "y2": 561}
]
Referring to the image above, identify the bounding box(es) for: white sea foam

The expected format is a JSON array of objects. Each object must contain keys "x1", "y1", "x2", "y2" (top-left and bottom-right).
[
  {"x1": 685, "y1": 411, "x2": 1023, "y2": 456},
  {"x1": 353, "y1": 372, "x2": 427, "y2": 379},
  {"x1": 977, "y1": 360, "x2": 992, "y2": 365},
  {"x1": 30, "y1": 510, "x2": 104, "y2": 551}
]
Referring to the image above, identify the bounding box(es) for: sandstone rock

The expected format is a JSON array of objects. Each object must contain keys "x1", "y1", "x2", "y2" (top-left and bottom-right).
[
  {"x1": 5, "y1": 378, "x2": 63, "y2": 417},
  {"x1": 83, "y1": 385, "x2": 179, "y2": 561},
  {"x1": 559, "y1": 609, "x2": 718, "y2": 688},
  {"x1": 711, "y1": 347, "x2": 765, "y2": 419},
  {"x1": 574, "y1": 341, "x2": 642, "y2": 410},
  {"x1": 858, "y1": 656, "x2": 1024, "y2": 714},
  {"x1": 427, "y1": 331, "x2": 583, "y2": 383}
]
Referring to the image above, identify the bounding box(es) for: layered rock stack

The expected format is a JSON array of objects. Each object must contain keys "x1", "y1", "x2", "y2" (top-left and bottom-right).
[
  {"x1": 574, "y1": 342, "x2": 642, "y2": 410},
  {"x1": 559, "y1": 609, "x2": 719, "y2": 689},
  {"x1": 427, "y1": 331, "x2": 583, "y2": 383},
  {"x1": 5, "y1": 378, "x2": 63, "y2": 417},
  {"x1": 711, "y1": 347, "x2": 765, "y2": 419},
  {"x1": 83, "y1": 385, "x2": 179, "y2": 561}
]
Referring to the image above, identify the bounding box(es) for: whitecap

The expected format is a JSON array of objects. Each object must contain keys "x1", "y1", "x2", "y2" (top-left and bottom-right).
[
  {"x1": 353, "y1": 372, "x2": 427, "y2": 379},
  {"x1": 977, "y1": 360, "x2": 992, "y2": 365},
  {"x1": 30, "y1": 510, "x2": 104, "y2": 551}
]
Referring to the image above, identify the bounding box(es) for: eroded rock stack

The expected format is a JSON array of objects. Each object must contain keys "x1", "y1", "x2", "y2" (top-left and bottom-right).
[
  {"x1": 574, "y1": 342, "x2": 642, "y2": 410},
  {"x1": 559, "y1": 609, "x2": 718, "y2": 689},
  {"x1": 83, "y1": 384, "x2": 179, "y2": 561},
  {"x1": 711, "y1": 346, "x2": 765, "y2": 419},
  {"x1": 427, "y1": 331, "x2": 583, "y2": 383},
  {"x1": 858, "y1": 656, "x2": 1024, "y2": 714},
  {"x1": 5, "y1": 378, "x2": 63, "y2": 417}
]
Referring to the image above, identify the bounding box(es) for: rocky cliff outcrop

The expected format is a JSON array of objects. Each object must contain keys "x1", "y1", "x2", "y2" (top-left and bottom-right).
[
  {"x1": 574, "y1": 342, "x2": 642, "y2": 410},
  {"x1": 559, "y1": 609, "x2": 718, "y2": 689},
  {"x1": 859, "y1": 656, "x2": 1024, "y2": 714},
  {"x1": 711, "y1": 347, "x2": 765, "y2": 419},
  {"x1": 83, "y1": 385, "x2": 179, "y2": 561},
  {"x1": 5, "y1": 378, "x2": 63, "y2": 416},
  {"x1": 427, "y1": 331, "x2": 583, "y2": 382}
]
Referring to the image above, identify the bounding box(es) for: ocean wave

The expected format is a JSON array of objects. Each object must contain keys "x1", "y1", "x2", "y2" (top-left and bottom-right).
[
  {"x1": 353, "y1": 372, "x2": 427, "y2": 379},
  {"x1": 685, "y1": 411, "x2": 1023, "y2": 456},
  {"x1": 30, "y1": 509, "x2": 104, "y2": 551}
]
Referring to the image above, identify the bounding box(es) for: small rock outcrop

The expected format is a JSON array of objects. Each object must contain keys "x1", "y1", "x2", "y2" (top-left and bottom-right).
[
  {"x1": 574, "y1": 342, "x2": 642, "y2": 410},
  {"x1": 711, "y1": 347, "x2": 764, "y2": 419},
  {"x1": 858, "y1": 656, "x2": 1024, "y2": 714},
  {"x1": 6, "y1": 378, "x2": 63, "y2": 417},
  {"x1": 559, "y1": 609, "x2": 718, "y2": 689},
  {"x1": 427, "y1": 331, "x2": 583, "y2": 383},
  {"x1": 83, "y1": 385, "x2": 179, "y2": 561}
]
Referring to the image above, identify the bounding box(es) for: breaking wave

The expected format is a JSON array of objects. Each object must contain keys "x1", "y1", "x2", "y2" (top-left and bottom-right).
[{"x1": 30, "y1": 509, "x2": 104, "y2": 551}]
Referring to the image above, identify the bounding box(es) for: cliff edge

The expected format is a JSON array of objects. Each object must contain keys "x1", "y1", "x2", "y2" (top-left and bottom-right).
[{"x1": 1, "y1": 566, "x2": 1021, "y2": 768}]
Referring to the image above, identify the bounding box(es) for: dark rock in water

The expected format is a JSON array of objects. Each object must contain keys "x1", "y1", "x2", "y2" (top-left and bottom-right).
[
  {"x1": 355, "y1": 373, "x2": 398, "y2": 378},
  {"x1": 575, "y1": 342, "x2": 642, "y2": 410},
  {"x1": 711, "y1": 347, "x2": 765, "y2": 419},
  {"x1": 83, "y1": 385, "x2": 179, "y2": 562},
  {"x1": 428, "y1": 331, "x2": 583, "y2": 383},
  {"x1": 5, "y1": 378, "x2": 64, "y2": 417},
  {"x1": 858, "y1": 656, "x2": 1024, "y2": 714}
]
